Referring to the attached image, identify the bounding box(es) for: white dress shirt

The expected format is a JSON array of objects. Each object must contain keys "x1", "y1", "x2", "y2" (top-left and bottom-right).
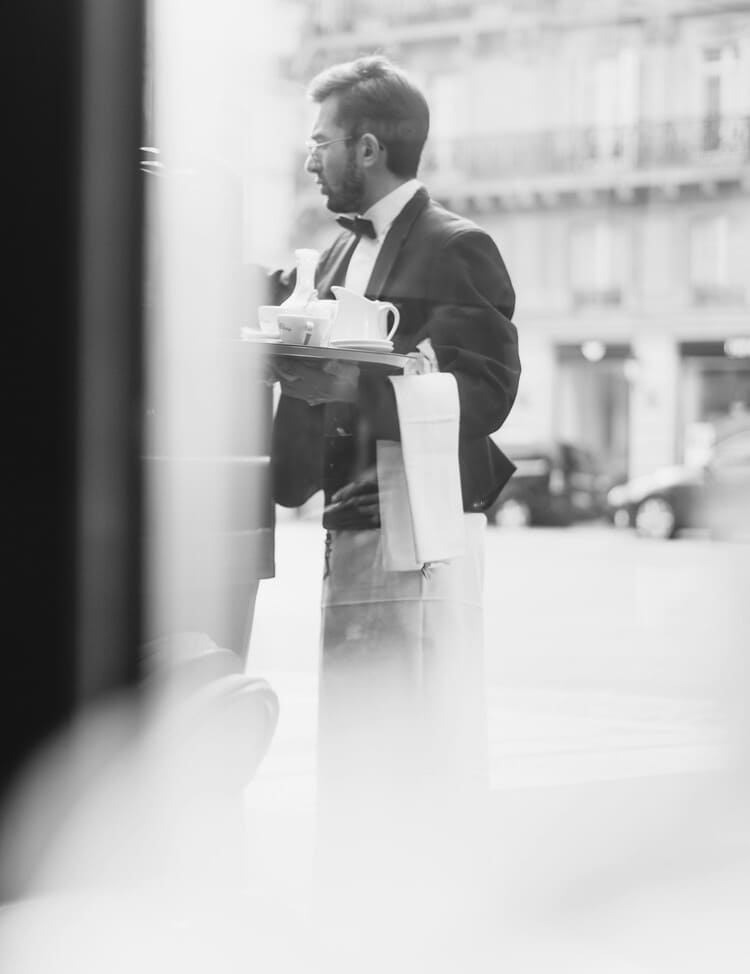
[{"x1": 344, "y1": 179, "x2": 422, "y2": 295}]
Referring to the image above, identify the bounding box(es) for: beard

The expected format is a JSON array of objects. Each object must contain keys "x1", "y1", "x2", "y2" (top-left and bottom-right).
[{"x1": 323, "y1": 152, "x2": 365, "y2": 214}]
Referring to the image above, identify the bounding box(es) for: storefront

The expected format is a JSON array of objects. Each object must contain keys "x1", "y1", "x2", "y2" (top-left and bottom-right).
[
  {"x1": 555, "y1": 342, "x2": 632, "y2": 483},
  {"x1": 679, "y1": 338, "x2": 750, "y2": 462}
]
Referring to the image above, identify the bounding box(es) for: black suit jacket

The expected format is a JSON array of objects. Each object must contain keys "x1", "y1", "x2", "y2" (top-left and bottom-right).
[{"x1": 272, "y1": 187, "x2": 521, "y2": 520}]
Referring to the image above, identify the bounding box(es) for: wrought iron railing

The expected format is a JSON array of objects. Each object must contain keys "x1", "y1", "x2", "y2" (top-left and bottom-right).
[
  {"x1": 420, "y1": 116, "x2": 750, "y2": 182},
  {"x1": 291, "y1": 116, "x2": 750, "y2": 198},
  {"x1": 310, "y1": 0, "x2": 472, "y2": 33},
  {"x1": 571, "y1": 288, "x2": 623, "y2": 309}
]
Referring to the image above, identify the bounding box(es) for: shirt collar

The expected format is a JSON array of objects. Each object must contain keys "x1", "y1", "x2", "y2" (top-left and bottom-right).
[{"x1": 362, "y1": 179, "x2": 422, "y2": 241}]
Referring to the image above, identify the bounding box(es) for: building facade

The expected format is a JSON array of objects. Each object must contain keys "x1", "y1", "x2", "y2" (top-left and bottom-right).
[{"x1": 287, "y1": 0, "x2": 750, "y2": 480}]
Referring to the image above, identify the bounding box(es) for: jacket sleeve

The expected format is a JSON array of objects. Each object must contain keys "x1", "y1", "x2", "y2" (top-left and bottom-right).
[
  {"x1": 426, "y1": 228, "x2": 520, "y2": 439},
  {"x1": 271, "y1": 395, "x2": 325, "y2": 508},
  {"x1": 361, "y1": 227, "x2": 520, "y2": 443}
]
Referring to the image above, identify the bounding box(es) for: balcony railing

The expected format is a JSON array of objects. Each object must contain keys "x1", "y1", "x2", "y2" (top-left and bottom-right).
[
  {"x1": 311, "y1": 0, "x2": 472, "y2": 34},
  {"x1": 692, "y1": 285, "x2": 746, "y2": 306},
  {"x1": 420, "y1": 116, "x2": 750, "y2": 184},
  {"x1": 291, "y1": 116, "x2": 750, "y2": 205},
  {"x1": 571, "y1": 288, "x2": 622, "y2": 309}
]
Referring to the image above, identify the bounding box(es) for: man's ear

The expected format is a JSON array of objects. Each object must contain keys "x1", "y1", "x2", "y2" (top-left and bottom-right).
[{"x1": 359, "y1": 133, "x2": 384, "y2": 168}]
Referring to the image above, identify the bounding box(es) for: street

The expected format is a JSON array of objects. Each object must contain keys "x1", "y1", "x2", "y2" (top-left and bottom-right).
[
  {"x1": 244, "y1": 516, "x2": 750, "y2": 971},
  {"x1": 248, "y1": 515, "x2": 749, "y2": 777}
]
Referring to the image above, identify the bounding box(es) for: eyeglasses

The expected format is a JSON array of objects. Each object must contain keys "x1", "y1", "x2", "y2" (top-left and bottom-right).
[{"x1": 304, "y1": 136, "x2": 353, "y2": 157}]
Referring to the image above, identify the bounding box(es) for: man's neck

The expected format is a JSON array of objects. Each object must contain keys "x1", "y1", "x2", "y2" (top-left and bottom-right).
[{"x1": 360, "y1": 173, "x2": 410, "y2": 213}]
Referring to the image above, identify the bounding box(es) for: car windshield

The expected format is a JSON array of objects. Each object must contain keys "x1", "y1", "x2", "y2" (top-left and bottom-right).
[
  {"x1": 711, "y1": 432, "x2": 750, "y2": 470},
  {"x1": 513, "y1": 457, "x2": 551, "y2": 476}
]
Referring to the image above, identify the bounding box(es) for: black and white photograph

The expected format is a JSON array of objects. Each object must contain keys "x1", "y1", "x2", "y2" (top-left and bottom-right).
[{"x1": 3, "y1": 1, "x2": 750, "y2": 971}]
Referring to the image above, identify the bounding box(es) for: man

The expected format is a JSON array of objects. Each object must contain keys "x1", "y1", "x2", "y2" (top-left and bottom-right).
[
  {"x1": 274, "y1": 54, "x2": 518, "y2": 513},
  {"x1": 272, "y1": 56, "x2": 519, "y2": 817}
]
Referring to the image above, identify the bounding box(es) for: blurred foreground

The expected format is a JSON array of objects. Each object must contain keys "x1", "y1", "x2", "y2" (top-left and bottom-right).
[
  {"x1": 248, "y1": 515, "x2": 750, "y2": 971},
  {"x1": 2, "y1": 517, "x2": 749, "y2": 972}
]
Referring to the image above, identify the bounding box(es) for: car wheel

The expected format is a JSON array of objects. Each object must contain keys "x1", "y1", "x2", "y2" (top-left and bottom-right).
[
  {"x1": 496, "y1": 498, "x2": 532, "y2": 528},
  {"x1": 634, "y1": 496, "x2": 677, "y2": 540},
  {"x1": 612, "y1": 507, "x2": 631, "y2": 529}
]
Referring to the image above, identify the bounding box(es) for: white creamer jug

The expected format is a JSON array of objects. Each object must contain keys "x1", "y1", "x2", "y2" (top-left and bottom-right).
[{"x1": 330, "y1": 286, "x2": 400, "y2": 342}]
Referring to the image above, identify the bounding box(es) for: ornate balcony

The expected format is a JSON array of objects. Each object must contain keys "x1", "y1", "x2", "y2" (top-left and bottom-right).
[
  {"x1": 420, "y1": 116, "x2": 750, "y2": 203},
  {"x1": 309, "y1": 0, "x2": 473, "y2": 35},
  {"x1": 571, "y1": 288, "x2": 623, "y2": 309},
  {"x1": 290, "y1": 115, "x2": 750, "y2": 226}
]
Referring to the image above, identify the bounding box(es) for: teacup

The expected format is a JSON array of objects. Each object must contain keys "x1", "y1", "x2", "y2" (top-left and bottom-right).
[
  {"x1": 257, "y1": 305, "x2": 281, "y2": 334},
  {"x1": 310, "y1": 299, "x2": 338, "y2": 323},
  {"x1": 277, "y1": 313, "x2": 332, "y2": 347}
]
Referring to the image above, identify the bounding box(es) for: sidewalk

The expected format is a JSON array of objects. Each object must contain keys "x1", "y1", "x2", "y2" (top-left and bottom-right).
[
  {"x1": 243, "y1": 669, "x2": 732, "y2": 930},
  {"x1": 241, "y1": 517, "x2": 748, "y2": 970},
  {"x1": 248, "y1": 672, "x2": 726, "y2": 796}
]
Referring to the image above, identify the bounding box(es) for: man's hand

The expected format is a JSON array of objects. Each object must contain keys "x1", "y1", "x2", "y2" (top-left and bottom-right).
[
  {"x1": 271, "y1": 359, "x2": 359, "y2": 405},
  {"x1": 325, "y1": 469, "x2": 380, "y2": 527},
  {"x1": 404, "y1": 338, "x2": 440, "y2": 375}
]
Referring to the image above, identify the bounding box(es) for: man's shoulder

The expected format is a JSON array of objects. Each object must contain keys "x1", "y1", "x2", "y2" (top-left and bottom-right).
[{"x1": 418, "y1": 195, "x2": 492, "y2": 243}]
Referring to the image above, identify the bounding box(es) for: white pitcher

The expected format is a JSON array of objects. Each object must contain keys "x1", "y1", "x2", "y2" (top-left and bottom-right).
[
  {"x1": 331, "y1": 286, "x2": 401, "y2": 342},
  {"x1": 281, "y1": 249, "x2": 320, "y2": 309}
]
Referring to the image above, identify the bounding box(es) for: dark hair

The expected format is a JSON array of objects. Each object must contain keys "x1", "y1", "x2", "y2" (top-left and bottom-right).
[{"x1": 307, "y1": 55, "x2": 429, "y2": 178}]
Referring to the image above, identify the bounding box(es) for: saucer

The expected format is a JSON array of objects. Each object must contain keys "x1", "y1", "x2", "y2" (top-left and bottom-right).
[
  {"x1": 241, "y1": 328, "x2": 280, "y2": 342},
  {"x1": 329, "y1": 338, "x2": 393, "y2": 351}
]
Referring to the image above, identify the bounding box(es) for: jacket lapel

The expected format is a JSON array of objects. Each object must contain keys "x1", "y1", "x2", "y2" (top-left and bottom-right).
[
  {"x1": 316, "y1": 234, "x2": 359, "y2": 297},
  {"x1": 366, "y1": 186, "x2": 430, "y2": 298}
]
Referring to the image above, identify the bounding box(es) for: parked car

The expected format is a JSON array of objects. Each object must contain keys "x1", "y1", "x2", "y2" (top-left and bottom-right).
[
  {"x1": 487, "y1": 440, "x2": 609, "y2": 527},
  {"x1": 606, "y1": 425, "x2": 750, "y2": 541}
]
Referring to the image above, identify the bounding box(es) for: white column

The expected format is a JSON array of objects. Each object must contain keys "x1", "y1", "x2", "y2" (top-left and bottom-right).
[
  {"x1": 628, "y1": 335, "x2": 680, "y2": 477},
  {"x1": 500, "y1": 332, "x2": 556, "y2": 443}
]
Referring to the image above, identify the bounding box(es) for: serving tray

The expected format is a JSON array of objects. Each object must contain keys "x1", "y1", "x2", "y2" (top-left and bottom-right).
[{"x1": 239, "y1": 337, "x2": 417, "y2": 374}]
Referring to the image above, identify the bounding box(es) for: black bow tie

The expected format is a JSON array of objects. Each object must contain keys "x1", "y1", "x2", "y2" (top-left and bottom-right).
[{"x1": 336, "y1": 215, "x2": 377, "y2": 240}]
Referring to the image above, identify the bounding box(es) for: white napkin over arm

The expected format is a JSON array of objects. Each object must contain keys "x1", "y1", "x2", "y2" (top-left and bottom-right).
[{"x1": 377, "y1": 371, "x2": 465, "y2": 571}]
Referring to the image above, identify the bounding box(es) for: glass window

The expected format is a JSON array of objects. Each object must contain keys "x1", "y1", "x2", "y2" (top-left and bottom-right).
[
  {"x1": 700, "y1": 42, "x2": 741, "y2": 152},
  {"x1": 689, "y1": 215, "x2": 729, "y2": 292},
  {"x1": 569, "y1": 220, "x2": 623, "y2": 303}
]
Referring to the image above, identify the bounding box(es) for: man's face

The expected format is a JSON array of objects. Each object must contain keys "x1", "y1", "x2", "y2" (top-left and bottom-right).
[{"x1": 305, "y1": 95, "x2": 365, "y2": 214}]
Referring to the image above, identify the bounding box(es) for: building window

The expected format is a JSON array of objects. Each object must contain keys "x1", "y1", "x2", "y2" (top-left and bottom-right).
[
  {"x1": 425, "y1": 71, "x2": 469, "y2": 175},
  {"x1": 689, "y1": 215, "x2": 739, "y2": 304},
  {"x1": 569, "y1": 221, "x2": 623, "y2": 307},
  {"x1": 570, "y1": 47, "x2": 640, "y2": 166},
  {"x1": 312, "y1": 0, "x2": 360, "y2": 32},
  {"x1": 701, "y1": 43, "x2": 740, "y2": 152},
  {"x1": 680, "y1": 341, "x2": 750, "y2": 437}
]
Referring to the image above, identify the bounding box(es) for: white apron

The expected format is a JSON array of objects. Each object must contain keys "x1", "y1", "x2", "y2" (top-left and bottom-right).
[{"x1": 317, "y1": 513, "x2": 488, "y2": 799}]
